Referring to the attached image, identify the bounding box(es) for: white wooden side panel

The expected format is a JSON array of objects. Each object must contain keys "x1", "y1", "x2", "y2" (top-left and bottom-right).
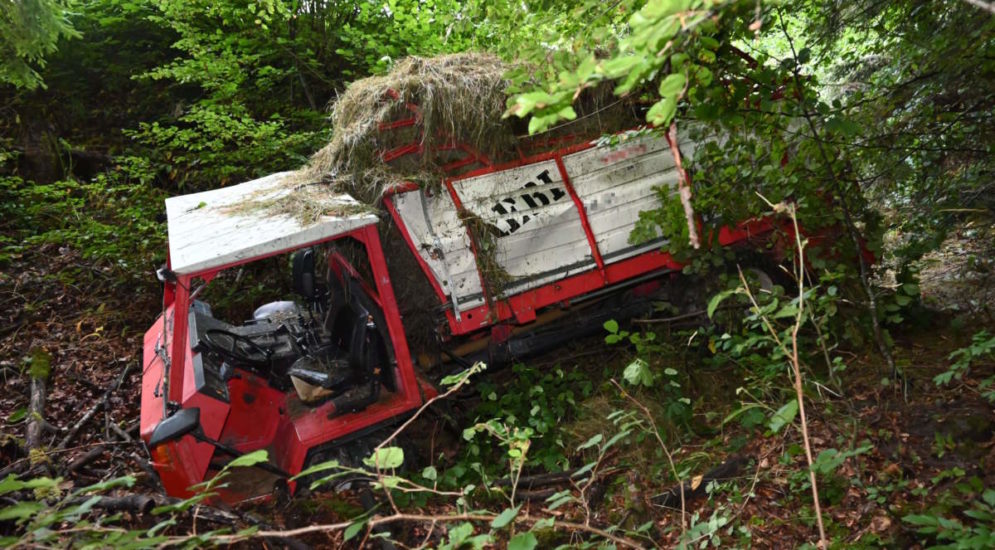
[
  {"x1": 167, "y1": 172, "x2": 379, "y2": 275},
  {"x1": 453, "y1": 161, "x2": 596, "y2": 296},
  {"x1": 562, "y1": 136, "x2": 678, "y2": 262},
  {"x1": 393, "y1": 133, "x2": 691, "y2": 312},
  {"x1": 391, "y1": 190, "x2": 484, "y2": 308}
]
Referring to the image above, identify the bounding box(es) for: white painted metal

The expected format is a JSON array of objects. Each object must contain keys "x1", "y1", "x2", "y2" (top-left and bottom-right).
[
  {"x1": 562, "y1": 135, "x2": 677, "y2": 263},
  {"x1": 166, "y1": 172, "x2": 378, "y2": 275},
  {"x1": 452, "y1": 160, "x2": 596, "y2": 298},
  {"x1": 391, "y1": 188, "x2": 485, "y2": 309},
  {"x1": 394, "y1": 133, "x2": 685, "y2": 312}
]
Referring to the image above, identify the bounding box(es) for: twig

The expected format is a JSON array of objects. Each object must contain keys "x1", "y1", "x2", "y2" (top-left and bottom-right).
[
  {"x1": 57, "y1": 361, "x2": 132, "y2": 450},
  {"x1": 203, "y1": 513, "x2": 646, "y2": 549},
  {"x1": 373, "y1": 363, "x2": 483, "y2": 455},
  {"x1": 612, "y1": 379, "x2": 687, "y2": 537},
  {"x1": 67, "y1": 444, "x2": 107, "y2": 473},
  {"x1": 736, "y1": 200, "x2": 828, "y2": 548}
]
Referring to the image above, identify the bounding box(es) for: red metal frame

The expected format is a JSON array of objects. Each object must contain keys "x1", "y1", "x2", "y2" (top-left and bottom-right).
[
  {"x1": 554, "y1": 155, "x2": 607, "y2": 280},
  {"x1": 371, "y1": 116, "x2": 807, "y2": 342},
  {"x1": 141, "y1": 222, "x2": 434, "y2": 499}
]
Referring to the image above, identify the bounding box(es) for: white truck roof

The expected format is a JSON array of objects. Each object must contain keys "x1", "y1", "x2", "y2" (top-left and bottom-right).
[{"x1": 165, "y1": 172, "x2": 378, "y2": 275}]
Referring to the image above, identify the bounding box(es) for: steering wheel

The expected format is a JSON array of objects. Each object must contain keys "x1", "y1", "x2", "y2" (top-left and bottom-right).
[{"x1": 203, "y1": 329, "x2": 273, "y2": 367}]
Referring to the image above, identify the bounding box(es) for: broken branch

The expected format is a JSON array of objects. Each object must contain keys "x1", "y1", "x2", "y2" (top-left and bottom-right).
[{"x1": 667, "y1": 121, "x2": 701, "y2": 250}]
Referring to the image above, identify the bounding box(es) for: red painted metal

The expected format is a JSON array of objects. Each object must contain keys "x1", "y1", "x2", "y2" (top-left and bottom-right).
[
  {"x1": 142, "y1": 221, "x2": 435, "y2": 500},
  {"x1": 382, "y1": 143, "x2": 422, "y2": 163},
  {"x1": 442, "y1": 248, "x2": 684, "y2": 335},
  {"x1": 378, "y1": 117, "x2": 418, "y2": 131},
  {"x1": 554, "y1": 155, "x2": 606, "y2": 279}
]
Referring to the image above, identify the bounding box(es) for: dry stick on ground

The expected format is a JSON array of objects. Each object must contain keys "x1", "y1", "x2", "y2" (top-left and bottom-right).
[
  {"x1": 26, "y1": 368, "x2": 49, "y2": 452},
  {"x1": 57, "y1": 360, "x2": 132, "y2": 451},
  {"x1": 202, "y1": 513, "x2": 645, "y2": 549},
  {"x1": 736, "y1": 201, "x2": 828, "y2": 548},
  {"x1": 611, "y1": 379, "x2": 687, "y2": 538},
  {"x1": 0, "y1": 442, "x2": 120, "y2": 479}
]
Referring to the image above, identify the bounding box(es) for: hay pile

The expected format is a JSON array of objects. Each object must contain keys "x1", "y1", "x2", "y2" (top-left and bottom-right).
[{"x1": 296, "y1": 53, "x2": 517, "y2": 203}]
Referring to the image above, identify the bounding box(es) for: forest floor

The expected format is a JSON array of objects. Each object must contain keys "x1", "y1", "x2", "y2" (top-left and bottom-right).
[{"x1": 1, "y1": 227, "x2": 994, "y2": 548}]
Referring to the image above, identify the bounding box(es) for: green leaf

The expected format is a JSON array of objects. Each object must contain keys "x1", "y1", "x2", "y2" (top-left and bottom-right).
[
  {"x1": 623, "y1": 358, "x2": 654, "y2": 387},
  {"x1": 508, "y1": 532, "x2": 538, "y2": 550},
  {"x1": 603, "y1": 319, "x2": 619, "y2": 333},
  {"x1": 572, "y1": 461, "x2": 597, "y2": 479},
  {"x1": 363, "y1": 447, "x2": 404, "y2": 469},
  {"x1": 556, "y1": 105, "x2": 577, "y2": 120},
  {"x1": 373, "y1": 475, "x2": 402, "y2": 490},
  {"x1": 658, "y1": 73, "x2": 686, "y2": 98},
  {"x1": 0, "y1": 501, "x2": 44, "y2": 521},
  {"x1": 533, "y1": 517, "x2": 555, "y2": 530},
  {"x1": 646, "y1": 96, "x2": 677, "y2": 126},
  {"x1": 577, "y1": 433, "x2": 603, "y2": 451},
  {"x1": 903, "y1": 514, "x2": 941, "y2": 527},
  {"x1": 421, "y1": 466, "x2": 437, "y2": 481},
  {"x1": 491, "y1": 505, "x2": 520, "y2": 529},
  {"x1": 448, "y1": 522, "x2": 474, "y2": 545},
  {"x1": 600, "y1": 55, "x2": 643, "y2": 79},
  {"x1": 0, "y1": 475, "x2": 58, "y2": 497},
  {"x1": 224, "y1": 449, "x2": 269, "y2": 469},
  {"x1": 7, "y1": 407, "x2": 27, "y2": 423},
  {"x1": 344, "y1": 519, "x2": 367, "y2": 541},
  {"x1": 768, "y1": 399, "x2": 799, "y2": 433},
  {"x1": 76, "y1": 475, "x2": 136, "y2": 495},
  {"x1": 291, "y1": 460, "x2": 340, "y2": 481},
  {"x1": 707, "y1": 289, "x2": 738, "y2": 319}
]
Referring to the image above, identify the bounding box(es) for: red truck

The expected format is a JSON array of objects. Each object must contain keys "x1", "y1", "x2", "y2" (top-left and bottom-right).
[{"x1": 140, "y1": 125, "x2": 781, "y2": 501}]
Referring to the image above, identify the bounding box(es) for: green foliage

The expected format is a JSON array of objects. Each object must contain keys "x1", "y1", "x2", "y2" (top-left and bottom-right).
[
  {"x1": 904, "y1": 481, "x2": 995, "y2": 549},
  {"x1": 604, "y1": 319, "x2": 690, "y2": 421},
  {"x1": 506, "y1": 0, "x2": 735, "y2": 133},
  {"x1": 0, "y1": 450, "x2": 270, "y2": 547},
  {"x1": 0, "y1": 160, "x2": 165, "y2": 283},
  {"x1": 935, "y1": 331, "x2": 995, "y2": 401},
  {"x1": 0, "y1": 0, "x2": 79, "y2": 89},
  {"x1": 469, "y1": 364, "x2": 592, "y2": 470},
  {"x1": 803, "y1": 0, "x2": 995, "y2": 273}
]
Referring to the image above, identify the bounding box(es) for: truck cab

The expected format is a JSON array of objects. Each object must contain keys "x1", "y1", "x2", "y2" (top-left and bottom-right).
[{"x1": 140, "y1": 173, "x2": 434, "y2": 500}]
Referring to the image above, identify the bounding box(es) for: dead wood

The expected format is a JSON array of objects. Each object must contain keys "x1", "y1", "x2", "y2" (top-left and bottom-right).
[
  {"x1": 495, "y1": 457, "x2": 622, "y2": 491},
  {"x1": 651, "y1": 455, "x2": 748, "y2": 509},
  {"x1": 57, "y1": 361, "x2": 132, "y2": 451},
  {"x1": 67, "y1": 444, "x2": 107, "y2": 473},
  {"x1": 25, "y1": 374, "x2": 48, "y2": 451}
]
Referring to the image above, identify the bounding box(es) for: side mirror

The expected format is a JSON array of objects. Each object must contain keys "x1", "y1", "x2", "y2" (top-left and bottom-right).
[
  {"x1": 292, "y1": 249, "x2": 316, "y2": 301},
  {"x1": 149, "y1": 407, "x2": 201, "y2": 447}
]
